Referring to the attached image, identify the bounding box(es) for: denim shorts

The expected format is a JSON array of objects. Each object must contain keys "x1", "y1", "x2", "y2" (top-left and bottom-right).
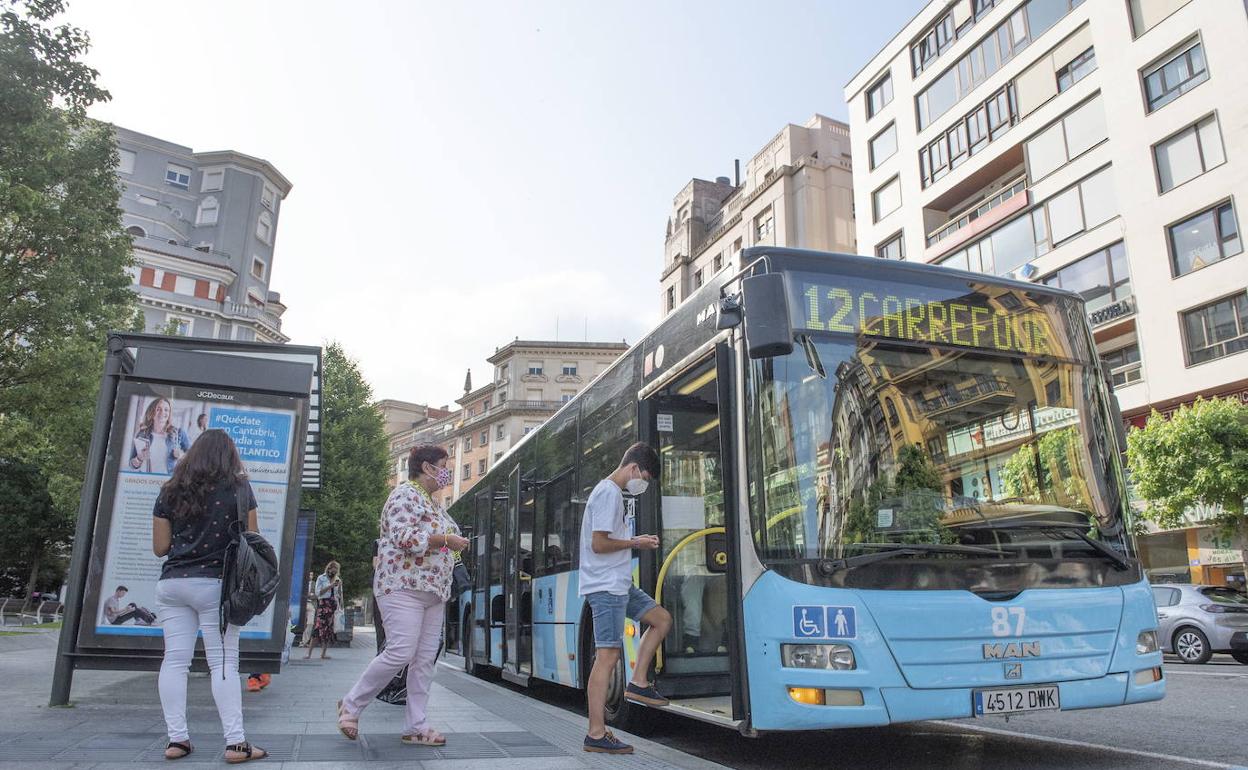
[{"x1": 586, "y1": 587, "x2": 658, "y2": 649}]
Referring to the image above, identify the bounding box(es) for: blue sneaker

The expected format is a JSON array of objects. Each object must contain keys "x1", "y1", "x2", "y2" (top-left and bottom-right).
[
  {"x1": 625, "y1": 681, "x2": 669, "y2": 707},
  {"x1": 584, "y1": 730, "x2": 633, "y2": 754}
]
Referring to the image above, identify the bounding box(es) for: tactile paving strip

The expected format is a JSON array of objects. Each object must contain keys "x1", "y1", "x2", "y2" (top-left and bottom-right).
[{"x1": 0, "y1": 730, "x2": 565, "y2": 762}]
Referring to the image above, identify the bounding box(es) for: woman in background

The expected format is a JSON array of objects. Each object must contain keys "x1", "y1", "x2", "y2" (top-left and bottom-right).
[
  {"x1": 304, "y1": 561, "x2": 341, "y2": 660},
  {"x1": 130, "y1": 397, "x2": 191, "y2": 474}
]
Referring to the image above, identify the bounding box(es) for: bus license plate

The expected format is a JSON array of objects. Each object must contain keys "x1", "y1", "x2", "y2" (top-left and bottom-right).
[{"x1": 973, "y1": 685, "x2": 1060, "y2": 716}]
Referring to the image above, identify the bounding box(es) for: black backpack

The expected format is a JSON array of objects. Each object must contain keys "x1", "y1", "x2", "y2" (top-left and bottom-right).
[{"x1": 219, "y1": 479, "x2": 280, "y2": 636}]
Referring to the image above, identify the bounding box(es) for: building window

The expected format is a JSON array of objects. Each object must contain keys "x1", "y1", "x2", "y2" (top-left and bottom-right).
[
  {"x1": 256, "y1": 211, "x2": 273, "y2": 244},
  {"x1": 497, "y1": 364, "x2": 508, "y2": 382},
  {"x1": 118, "y1": 149, "x2": 136, "y2": 175},
  {"x1": 939, "y1": 166, "x2": 1116, "y2": 278},
  {"x1": 480, "y1": 429, "x2": 488, "y2": 445},
  {"x1": 754, "y1": 208, "x2": 774, "y2": 241},
  {"x1": 915, "y1": 0, "x2": 1084, "y2": 130},
  {"x1": 165, "y1": 163, "x2": 191, "y2": 189},
  {"x1": 1130, "y1": 0, "x2": 1196, "y2": 38},
  {"x1": 464, "y1": 435, "x2": 473, "y2": 451},
  {"x1": 1056, "y1": 47, "x2": 1096, "y2": 92},
  {"x1": 522, "y1": 426, "x2": 533, "y2": 436},
  {"x1": 1143, "y1": 40, "x2": 1207, "y2": 113},
  {"x1": 1024, "y1": 94, "x2": 1107, "y2": 182},
  {"x1": 866, "y1": 73, "x2": 893, "y2": 118},
  {"x1": 1101, "y1": 344, "x2": 1142, "y2": 387},
  {"x1": 561, "y1": 392, "x2": 574, "y2": 404},
  {"x1": 1168, "y1": 202, "x2": 1241, "y2": 276},
  {"x1": 1154, "y1": 115, "x2": 1225, "y2": 193},
  {"x1": 195, "y1": 195, "x2": 219, "y2": 226},
  {"x1": 666, "y1": 286, "x2": 676, "y2": 313},
  {"x1": 125, "y1": 225, "x2": 146, "y2": 238},
  {"x1": 494, "y1": 452, "x2": 502, "y2": 462},
  {"x1": 478, "y1": 459, "x2": 487, "y2": 475},
  {"x1": 920, "y1": 85, "x2": 1018, "y2": 189},
  {"x1": 261, "y1": 183, "x2": 276, "y2": 210},
  {"x1": 713, "y1": 253, "x2": 723, "y2": 272},
  {"x1": 872, "y1": 177, "x2": 901, "y2": 222},
  {"x1": 1183, "y1": 292, "x2": 1248, "y2": 365},
  {"x1": 562, "y1": 364, "x2": 577, "y2": 376},
  {"x1": 869, "y1": 123, "x2": 897, "y2": 169},
  {"x1": 527, "y1": 361, "x2": 543, "y2": 376},
  {"x1": 911, "y1": 11, "x2": 957, "y2": 76},
  {"x1": 496, "y1": 424, "x2": 504, "y2": 440},
  {"x1": 693, "y1": 269, "x2": 703, "y2": 289},
  {"x1": 251, "y1": 258, "x2": 266, "y2": 280},
  {"x1": 462, "y1": 463, "x2": 471, "y2": 480},
  {"x1": 201, "y1": 169, "x2": 224, "y2": 192},
  {"x1": 163, "y1": 316, "x2": 191, "y2": 336},
  {"x1": 1041, "y1": 241, "x2": 1131, "y2": 315},
  {"x1": 875, "y1": 233, "x2": 904, "y2": 260}
]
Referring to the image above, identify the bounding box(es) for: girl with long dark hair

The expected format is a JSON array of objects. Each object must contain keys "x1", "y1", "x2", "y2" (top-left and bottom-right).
[{"x1": 151, "y1": 428, "x2": 267, "y2": 763}]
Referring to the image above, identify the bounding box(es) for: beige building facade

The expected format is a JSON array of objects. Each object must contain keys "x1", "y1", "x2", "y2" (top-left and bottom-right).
[
  {"x1": 382, "y1": 339, "x2": 628, "y2": 509},
  {"x1": 846, "y1": 0, "x2": 1248, "y2": 588},
  {"x1": 660, "y1": 114, "x2": 857, "y2": 315}
]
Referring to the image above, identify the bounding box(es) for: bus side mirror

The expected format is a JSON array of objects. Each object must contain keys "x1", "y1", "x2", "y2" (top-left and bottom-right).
[{"x1": 742, "y1": 273, "x2": 794, "y2": 359}]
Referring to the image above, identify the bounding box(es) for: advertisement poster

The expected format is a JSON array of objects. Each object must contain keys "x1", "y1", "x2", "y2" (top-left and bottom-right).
[{"x1": 88, "y1": 383, "x2": 298, "y2": 643}]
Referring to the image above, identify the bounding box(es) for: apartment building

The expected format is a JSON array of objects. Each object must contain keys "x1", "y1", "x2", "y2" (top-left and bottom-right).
[
  {"x1": 660, "y1": 114, "x2": 857, "y2": 315},
  {"x1": 383, "y1": 340, "x2": 627, "y2": 508},
  {"x1": 115, "y1": 127, "x2": 292, "y2": 342},
  {"x1": 846, "y1": 0, "x2": 1248, "y2": 587}
]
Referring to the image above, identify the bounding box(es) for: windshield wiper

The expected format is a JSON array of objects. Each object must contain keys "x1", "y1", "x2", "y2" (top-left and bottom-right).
[
  {"x1": 821, "y1": 542, "x2": 1011, "y2": 572},
  {"x1": 798, "y1": 334, "x2": 826, "y2": 379},
  {"x1": 962, "y1": 520, "x2": 1131, "y2": 571}
]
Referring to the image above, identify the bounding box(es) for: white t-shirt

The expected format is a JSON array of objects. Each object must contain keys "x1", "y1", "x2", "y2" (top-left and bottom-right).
[{"x1": 577, "y1": 478, "x2": 634, "y2": 596}]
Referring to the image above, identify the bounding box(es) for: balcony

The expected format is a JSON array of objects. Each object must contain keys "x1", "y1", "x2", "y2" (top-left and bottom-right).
[
  {"x1": 917, "y1": 377, "x2": 1015, "y2": 417},
  {"x1": 131, "y1": 234, "x2": 234, "y2": 270},
  {"x1": 224, "y1": 300, "x2": 283, "y2": 335},
  {"x1": 926, "y1": 177, "x2": 1029, "y2": 258}
]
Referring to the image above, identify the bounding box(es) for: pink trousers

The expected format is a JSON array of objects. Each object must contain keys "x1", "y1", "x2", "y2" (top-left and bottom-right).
[{"x1": 341, "y1": 588, "x2": 445, "y2": 734}]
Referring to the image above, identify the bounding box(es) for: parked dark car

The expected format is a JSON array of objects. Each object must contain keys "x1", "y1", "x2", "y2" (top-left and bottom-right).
[{"x1": 1150, "y1": 584, "x2": 1248, "y2": 664}]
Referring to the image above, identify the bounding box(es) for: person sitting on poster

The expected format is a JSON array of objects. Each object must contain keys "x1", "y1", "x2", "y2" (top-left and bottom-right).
[
  {"x1": 100, "y1": 585, "x2": 156, "y2": 626},
  {"x1": 129, "y1": 397, "x2": 191, "y2": 474}
]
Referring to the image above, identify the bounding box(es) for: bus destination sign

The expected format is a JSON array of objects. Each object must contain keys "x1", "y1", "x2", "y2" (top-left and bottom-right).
[{"x1": 796, "y1": 278, "x2": 1060, "y2": 356}]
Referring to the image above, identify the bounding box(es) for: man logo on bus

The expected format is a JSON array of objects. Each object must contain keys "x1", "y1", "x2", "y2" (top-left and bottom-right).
[{"x1": 983, "y1": 641, "x2": 1041, "y2": 659}]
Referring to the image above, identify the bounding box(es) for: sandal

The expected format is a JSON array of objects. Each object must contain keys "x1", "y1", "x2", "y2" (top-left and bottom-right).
[
  {"x1": 224, "y1": 742, "x2": 267, "y2": 764},
  {"x1": 336, "y1": 699, "x2": 359, "y2": 740},
  {"x1": 164, "y1": 741, "x2": 193, "y2": 760},
  {"x1": 401, "y1": 729, "x2": 446, "y2": 746}
]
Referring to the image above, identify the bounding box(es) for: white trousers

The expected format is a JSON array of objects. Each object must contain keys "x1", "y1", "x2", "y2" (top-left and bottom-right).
[{"x1": 156, "y1": 578, "x2": 244, "y2": 744}]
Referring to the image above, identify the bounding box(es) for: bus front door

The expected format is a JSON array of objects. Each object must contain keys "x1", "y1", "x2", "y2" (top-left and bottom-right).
[{"x1": 644, "y1": 355, "x2": 731, "y2": 699}]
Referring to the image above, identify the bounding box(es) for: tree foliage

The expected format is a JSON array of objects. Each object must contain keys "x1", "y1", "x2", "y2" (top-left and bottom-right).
[
  {"x1": 302, "y1": 342, "x2": 391, "y2": 600},
  {"x1": 1000, "y1": 426, "x2": 1086, "y2": 510},
  {"x1": 0, "y1": 0, "x2": 137, "y2": 593},
  {"x1": 1127, "y1": 397, "x2": 1248, "y2": 566},
  {"x1": 844, "y1": 445, "x2": 948, "y2": 545}
]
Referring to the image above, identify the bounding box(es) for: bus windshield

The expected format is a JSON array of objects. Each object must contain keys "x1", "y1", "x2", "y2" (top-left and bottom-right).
[{"x1": 747, "y1": 269, "x2": 1137, "y2": 590}]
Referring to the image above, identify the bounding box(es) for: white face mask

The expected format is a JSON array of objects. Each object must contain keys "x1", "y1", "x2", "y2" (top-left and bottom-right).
[{"x1": 625, "y1": 477, "x2": 649, "y2": 496}]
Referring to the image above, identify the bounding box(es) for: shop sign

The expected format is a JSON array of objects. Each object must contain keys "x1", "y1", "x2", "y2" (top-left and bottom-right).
[{"x1": 1194, "y1": 527, "x2": 1245, "y2": 566}]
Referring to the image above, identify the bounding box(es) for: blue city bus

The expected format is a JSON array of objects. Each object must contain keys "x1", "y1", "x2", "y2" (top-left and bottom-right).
[{"x1": 444, "y1": 247, "x2": 1165, "y2": 734}]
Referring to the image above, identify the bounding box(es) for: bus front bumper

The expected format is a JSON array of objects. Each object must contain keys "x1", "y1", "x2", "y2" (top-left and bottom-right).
[{"x1": 750, "y1": 670, "x2": 1165, "y2": 731}]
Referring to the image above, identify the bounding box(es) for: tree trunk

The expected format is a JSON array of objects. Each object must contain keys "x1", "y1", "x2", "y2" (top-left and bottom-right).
[{"x1": 25, "y1": 555, "x2": 41, "y2": 602}]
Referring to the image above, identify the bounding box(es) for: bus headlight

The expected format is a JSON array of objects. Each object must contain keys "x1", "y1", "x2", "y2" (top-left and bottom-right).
[
  {"x1": 781, "y1": 643, "x2": 855, "y2": 670},
  {"x1": 1136, "y1": 630, "x2": 1159, "y2": 654}
]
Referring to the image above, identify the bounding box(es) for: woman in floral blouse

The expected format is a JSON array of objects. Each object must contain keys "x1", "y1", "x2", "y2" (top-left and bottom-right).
[{"x1": 336, "y1": 444, "x2": 469, "y2": 746}]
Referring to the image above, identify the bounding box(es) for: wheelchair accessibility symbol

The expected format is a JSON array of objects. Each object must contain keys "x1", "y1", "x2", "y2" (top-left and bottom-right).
[
  {"x1": 793, "y1": 606, "x2": 825, "y2": 638},
  {"x1": 792, "y1": 605, "x2": 857, "y2": 639}
]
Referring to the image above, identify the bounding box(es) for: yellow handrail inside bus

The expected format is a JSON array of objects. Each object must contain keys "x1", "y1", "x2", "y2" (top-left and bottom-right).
[{"x1": 653, "y1": 526, "x2": 725, "y2": 672}]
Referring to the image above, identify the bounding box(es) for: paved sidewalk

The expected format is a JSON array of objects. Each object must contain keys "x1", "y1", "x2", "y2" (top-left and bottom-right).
[{"x1": 0, "y1": 625, "x2": 722, "y2": 769}]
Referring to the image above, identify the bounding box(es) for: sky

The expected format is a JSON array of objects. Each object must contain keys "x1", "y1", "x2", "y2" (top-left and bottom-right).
[{"x1": 71, "y1": 0, "x2": 924, "y2": 407}]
